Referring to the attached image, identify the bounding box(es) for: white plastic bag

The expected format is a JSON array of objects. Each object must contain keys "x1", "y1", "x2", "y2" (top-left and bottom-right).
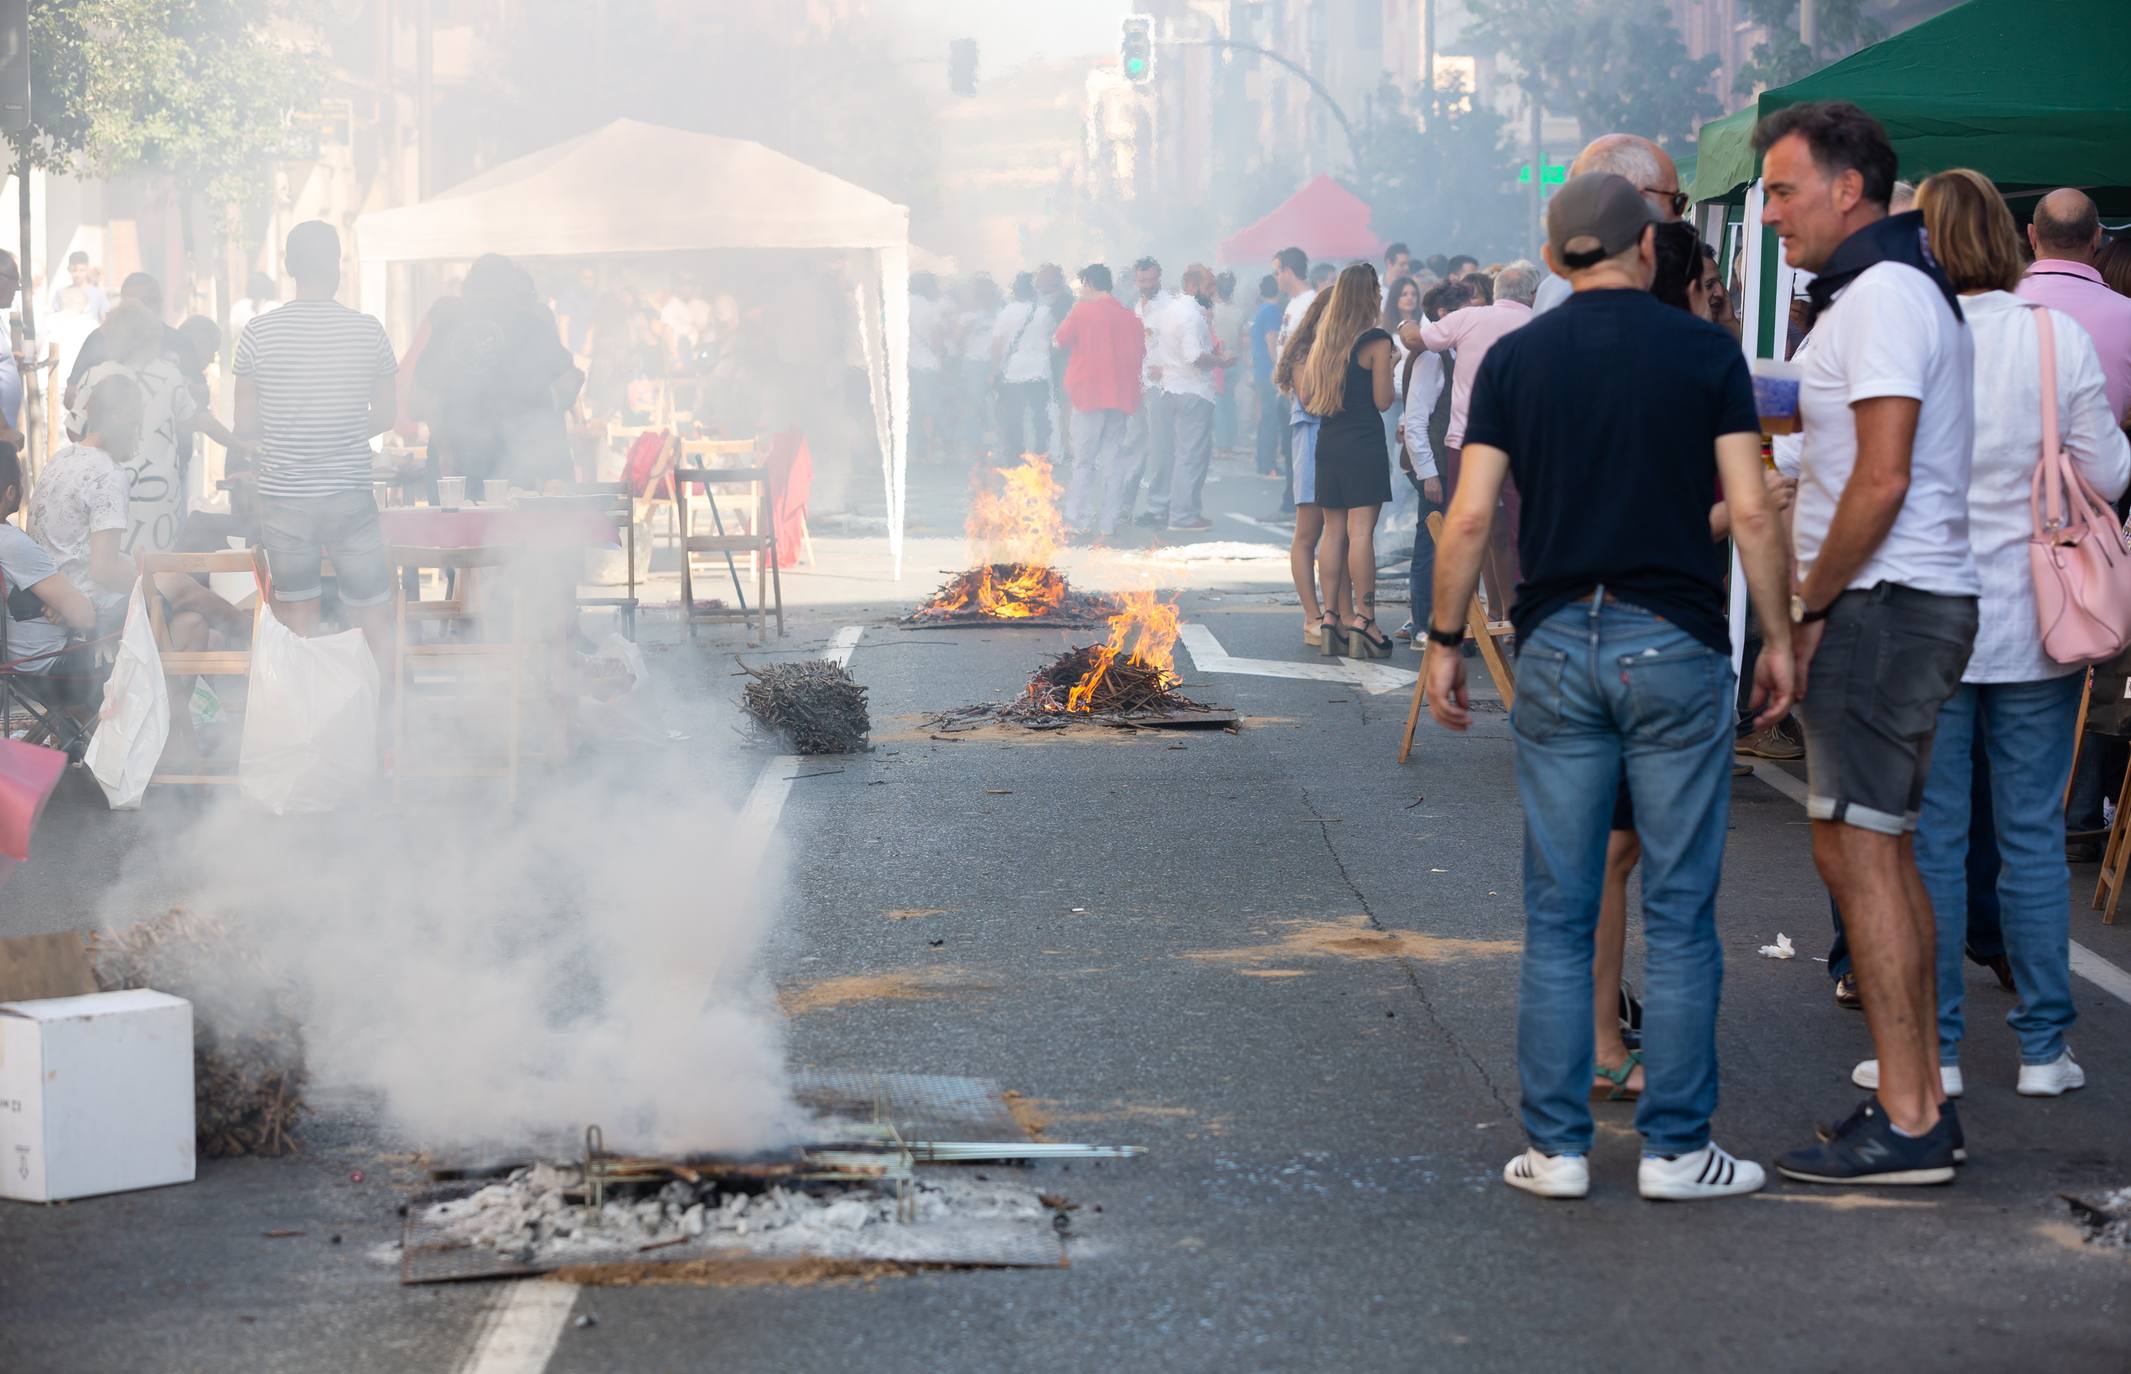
[
  {"x1": 238, "y1": 607, "x2": 380, "y2": 814},
  {"x1": 84, "y1": 583, "x2": 170, "y2": 811}
]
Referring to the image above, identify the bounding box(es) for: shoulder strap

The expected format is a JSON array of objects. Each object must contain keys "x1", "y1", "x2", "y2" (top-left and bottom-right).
[{"x1": 2038, "y1": 306, "x2": 2061, "y2": 464}]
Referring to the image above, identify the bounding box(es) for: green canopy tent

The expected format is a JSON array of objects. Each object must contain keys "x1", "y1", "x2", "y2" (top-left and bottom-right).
[
  {"x1": 1687, "y1": 0, "x2": 2131, "y2": 359},
  {"x1": 1689, "y1": 0, "x2": 2131, "y2": 211}
]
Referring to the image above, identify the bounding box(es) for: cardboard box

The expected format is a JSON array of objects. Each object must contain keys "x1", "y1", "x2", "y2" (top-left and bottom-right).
[{"x1": 0, "y1": 990, "x2": 195, "y2": 1202}]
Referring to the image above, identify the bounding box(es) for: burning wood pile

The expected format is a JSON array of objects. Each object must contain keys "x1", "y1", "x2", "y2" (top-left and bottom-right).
[
  {"x1": 932, "y1": 590, "x2": 1230, "y2": 732},
  {"x1": 740, "y1": 659, "x2": 871, "y2": 755},
  {"x1": 92, "y1": 908, "x2": 308, "y2": 1158},
  {"x1": 904, "y1": 454, "x2": 1115, "y2": 627}
]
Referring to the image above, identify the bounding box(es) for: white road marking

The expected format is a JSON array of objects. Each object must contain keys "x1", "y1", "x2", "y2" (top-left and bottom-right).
[
  {"x1": 826, "y1": 625, "x2": 863, "y2": 666},
  {"x1": 2070, "y1": 941, "x2": 2131, "y2": 1007},
  {"x1": 740, "y1": 754, "x2": 805, "y2": 843},
  {"x1": 1747, "y1": 759, "x2": 2131, "y2": 1011},
  {"x1": 1180, "y1": 622, "x2": 1415, "y2": 695},
  {"x1": 1221, "y1": 512, "x2": 1290, "y2": 532},
  {"x1": 456, "y1": 1280, "x2": 580, "y2": 1374}
]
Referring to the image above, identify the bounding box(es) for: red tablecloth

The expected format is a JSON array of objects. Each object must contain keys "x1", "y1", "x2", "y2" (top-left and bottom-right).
[{"x1": 380, "y1": 504, "x2": 620, "y2": 551}]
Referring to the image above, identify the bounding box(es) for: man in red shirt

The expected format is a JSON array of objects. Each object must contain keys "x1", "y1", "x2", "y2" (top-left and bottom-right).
[{"x1": 1052, "y1": 263, "x2": 1146, "y2": 540}]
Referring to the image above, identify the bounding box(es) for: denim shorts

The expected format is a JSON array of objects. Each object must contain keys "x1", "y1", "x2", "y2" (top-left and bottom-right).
[
  {"x1": 1800, "y1": 582, "x2": 1978, "y2": 835},
  {"x1": 257, "y1": 491, "x2": 392, "y2": 609}
]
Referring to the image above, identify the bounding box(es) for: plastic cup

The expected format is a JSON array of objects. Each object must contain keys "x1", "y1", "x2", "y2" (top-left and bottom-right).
[
  {"x1": 1751, "y1": 359, "x2": 1803, "y2": 436},
  {"x1": 437, "y1": 476, "x2": 468, "y2": 507}
]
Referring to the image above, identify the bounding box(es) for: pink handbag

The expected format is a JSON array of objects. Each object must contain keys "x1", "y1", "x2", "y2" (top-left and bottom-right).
[{"x1": 2029, "y1": 308, "x2": 2131, "y2": 664}]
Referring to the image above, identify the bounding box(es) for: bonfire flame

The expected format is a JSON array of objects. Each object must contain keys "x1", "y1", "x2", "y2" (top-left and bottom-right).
[
  {"x1": 910, "y1": 453, "x2": 1079, "y2": 622},
  {"x1": 1064, "y1": 590, "x2": 1183, "y2": 713},
  {"x1": 968, "y1": 453, "x2": 1063, "y2": 569}
]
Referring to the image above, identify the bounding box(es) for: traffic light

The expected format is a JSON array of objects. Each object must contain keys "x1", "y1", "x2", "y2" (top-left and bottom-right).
[
  {"x1": 948, "y1": 38, "x2": 978, "y2": 97},
  {"x1": 1121, "y1": 16, "x2": 1154, "y2": 86}
]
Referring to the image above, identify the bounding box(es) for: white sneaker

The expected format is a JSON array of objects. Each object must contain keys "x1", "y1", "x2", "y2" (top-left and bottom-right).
[
  {"x1": 1638, "y1": 1142, "x2": 1766, "y2": 1201},
  {"x1": 2017, "y1": 1049, "x2": 2086, "y2": 1097},
  {"x1": 1502, "y1": 1148, "x2": 1589, "y2": 1199},
  {"x1": 1851, "y1": 1058, "x2": 1963, "y2": 1098}
]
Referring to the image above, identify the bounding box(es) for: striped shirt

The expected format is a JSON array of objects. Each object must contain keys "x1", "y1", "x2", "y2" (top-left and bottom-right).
[{"x1": 233, "y1": 299, "x2": 398, "y2": 498}]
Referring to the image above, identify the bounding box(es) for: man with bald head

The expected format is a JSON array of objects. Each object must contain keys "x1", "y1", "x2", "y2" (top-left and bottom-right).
[
  {"x1": 2018, "y1": 187, "x2": 2131, "y2": 425},
  {"x1": 1534, "y1": 134, "x2": 1686, "y2": 314}
]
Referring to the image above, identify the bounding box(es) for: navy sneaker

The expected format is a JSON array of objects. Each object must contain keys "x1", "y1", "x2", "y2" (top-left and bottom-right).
[
  {"x1": 1819, "y1": 1097, "x2": 1965, "y2": 1164},
  {"x1": 1777, "y1": 1097, "x2": 1956, "y2": 1185}
]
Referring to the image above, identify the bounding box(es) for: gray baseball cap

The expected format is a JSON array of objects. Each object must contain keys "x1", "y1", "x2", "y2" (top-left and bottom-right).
[{"x1": 1548, "y1": 173, "x2": 1656, "y2": 270}]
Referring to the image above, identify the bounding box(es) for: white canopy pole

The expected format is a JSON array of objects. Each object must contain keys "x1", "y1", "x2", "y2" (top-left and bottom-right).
[
  {"x1": 855, "y1": 263, "x2": 893, "y2": 550},
  {"x1": 878, "y1": 241, "x2": 910, "y2": 581}
]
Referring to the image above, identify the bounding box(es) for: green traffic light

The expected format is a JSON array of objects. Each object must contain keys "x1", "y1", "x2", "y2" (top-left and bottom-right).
[{"x1": 1125, "y1": 57, "x2": 1147, "y2": 77}]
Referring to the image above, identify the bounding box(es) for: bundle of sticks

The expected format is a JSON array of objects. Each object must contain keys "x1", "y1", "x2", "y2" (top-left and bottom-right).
[
  {"x1": 92, "y1": 907, "x2": 309, "y2": 1159},
  {"x1": 740, "y1": 660, "x2": 872, "y2": 755},
  {"x1": 1027, "y1": 644, "x2": 1178, "y2": 716}
]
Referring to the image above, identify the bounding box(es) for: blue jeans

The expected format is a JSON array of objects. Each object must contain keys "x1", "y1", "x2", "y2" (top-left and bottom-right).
[
  {"x1": 1915, "y1": 674, "x2": 2083, "y2": 1066},
  {"x1": 1512, "y1": 598, "x2": 1737, "y2": 1156},
  {"x1": 1408, "y1": 495, "x2": 1441, "y2": 631}
]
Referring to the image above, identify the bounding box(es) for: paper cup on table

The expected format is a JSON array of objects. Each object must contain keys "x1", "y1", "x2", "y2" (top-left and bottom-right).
[
  {"x1": 437, "y1": 476, "x2": 467, "y2": 507},
  {"x1": 1751, "y1": 359, "x2": 1803, "y2": 436}
]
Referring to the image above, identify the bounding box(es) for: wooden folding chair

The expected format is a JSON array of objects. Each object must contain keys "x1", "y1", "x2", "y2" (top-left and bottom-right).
[
  {"x1": 390, "y1": 546, "x2": 523, "y2": 801},
  {"x1": 140, "y1": 549, "x2": 264, "y2": 786},
  {"x1": 675, "y1": 464, "x2": 783, "y2": 643},
  {"x1": 678, "y1": 438, "x2": 766, "y2": 573},
  {"x1": 1397, "y1": 512, "x2": 1516, "y2": 765},
  {"x1": 564, "y1": 481, "x2": 639, "y2": 639}
]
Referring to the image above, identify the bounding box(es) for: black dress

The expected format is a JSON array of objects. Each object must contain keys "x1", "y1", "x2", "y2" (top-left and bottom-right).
[{"x1": 1310, "y1": 327, "x2": 1394, "y2": 509}]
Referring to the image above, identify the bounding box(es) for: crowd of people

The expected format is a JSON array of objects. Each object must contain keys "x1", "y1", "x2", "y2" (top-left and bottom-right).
[{"x1": 1420, "y1": 104, "x2": 2131, "y2": 1199}]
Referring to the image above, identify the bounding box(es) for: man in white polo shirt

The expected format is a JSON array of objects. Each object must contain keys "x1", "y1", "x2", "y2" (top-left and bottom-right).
[
  {"x1": 1150, "y1": 265, "x2": 1227, "y2": 531},
  {"x1": 1756, "y1": 102, "x2": 1977, "y2": 1188}
]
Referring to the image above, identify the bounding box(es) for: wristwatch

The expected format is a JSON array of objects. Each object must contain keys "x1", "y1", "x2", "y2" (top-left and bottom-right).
[
  {"x1": 1790, "y1": 593, "x2": 1833, "y2": 626},
  {"x1": 1426, "y1": 624, "x2": 1465, "y2": 647}
]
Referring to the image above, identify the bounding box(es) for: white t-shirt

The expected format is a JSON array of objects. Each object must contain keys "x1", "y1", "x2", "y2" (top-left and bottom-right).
[
  {"x1": 1136, "y1": 289, "x2": 1176, "y2": 389},
  {"x1": 25, "y1": 442, "x2": 129, "y2": 618},
  {"x1": 1277, "y1": 288, "x2": 1318, "y2": 361},
  {"x1": 0, "y1": 521, "x2": 66, "y2": 669},
  {"x1": 1153, "y1": 294, "x2": 1216, "y2": 403},
  {"x1": 72, "y1": 359, "x2": 197, "y2": 556},
  {"x1": 990, "y1": 300, "x2": 1053, "y2": 385},
  {"x1": 907, "y1": 295, "x2": 941, "y2": 373},
  {"x1": 1531, "y1": 272, "x2": 1572, "y2": 316},
  {"x1": 1791, "y1": 262, "x2": 1979, "y2": 598}
]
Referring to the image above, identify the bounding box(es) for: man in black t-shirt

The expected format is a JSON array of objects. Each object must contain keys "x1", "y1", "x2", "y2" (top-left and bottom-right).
[{"x1": 1424, "y1": 174, "x2": 1796, "y2": 1204}]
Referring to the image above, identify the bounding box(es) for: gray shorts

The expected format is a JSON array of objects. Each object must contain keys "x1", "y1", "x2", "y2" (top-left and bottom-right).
[
  {"x1": 257, "y1": 491, "x2": 392, "y2": 609},
  {"x1": 1799, "y1": 582, "x2": 1977, "y2": 835}
]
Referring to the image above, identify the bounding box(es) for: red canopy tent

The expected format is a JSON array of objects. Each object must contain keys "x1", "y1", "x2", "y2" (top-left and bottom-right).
[{"x1": 1219, "y1": 175, "x2": 1387, "y2": 269}]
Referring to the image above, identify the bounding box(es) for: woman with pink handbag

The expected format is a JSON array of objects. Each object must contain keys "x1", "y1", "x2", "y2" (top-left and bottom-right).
[{"x1": 1902, "y1": 171, "x2": 2131, "y2": 1101}]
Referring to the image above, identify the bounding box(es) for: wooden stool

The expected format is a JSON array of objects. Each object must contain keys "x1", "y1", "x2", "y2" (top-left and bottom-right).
[{"x1": 1397, "y1": 511, "x2": 1516, "y2": 765}]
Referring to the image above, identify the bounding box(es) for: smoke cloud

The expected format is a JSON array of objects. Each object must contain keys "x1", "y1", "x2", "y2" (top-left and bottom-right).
[{"x1": 92, "y1": 653, "x2": 802, "y2": 1159}]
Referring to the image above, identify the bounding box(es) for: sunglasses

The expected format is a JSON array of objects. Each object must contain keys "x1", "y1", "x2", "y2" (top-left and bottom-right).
[{"x1": 1644, "y1": 187, "x2": 1691, "y2": 218}]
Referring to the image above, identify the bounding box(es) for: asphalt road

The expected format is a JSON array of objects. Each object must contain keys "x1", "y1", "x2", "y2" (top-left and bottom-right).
[{"x1": 4, "y1": 453, "x2": 2130, "y2": 1373}]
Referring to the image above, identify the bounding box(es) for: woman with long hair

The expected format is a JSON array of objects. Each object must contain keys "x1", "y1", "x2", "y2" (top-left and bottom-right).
[
  {"x1": 1273, "y1": 291, "x2": 1346, "y2": 645},
  {"x1": 1302, "y1": 263, "x2": 1397, "y2": 657}
]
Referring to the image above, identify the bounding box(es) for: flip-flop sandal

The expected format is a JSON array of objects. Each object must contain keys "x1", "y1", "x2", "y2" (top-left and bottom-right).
[{"x1": 1591, "y1": 1049, "x2": 1644, "y2": 1102}]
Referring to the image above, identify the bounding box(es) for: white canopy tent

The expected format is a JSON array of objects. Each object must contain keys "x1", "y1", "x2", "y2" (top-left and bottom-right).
[{"x1": 352, "y1": 118, "x2": 911, "y2": 577}]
